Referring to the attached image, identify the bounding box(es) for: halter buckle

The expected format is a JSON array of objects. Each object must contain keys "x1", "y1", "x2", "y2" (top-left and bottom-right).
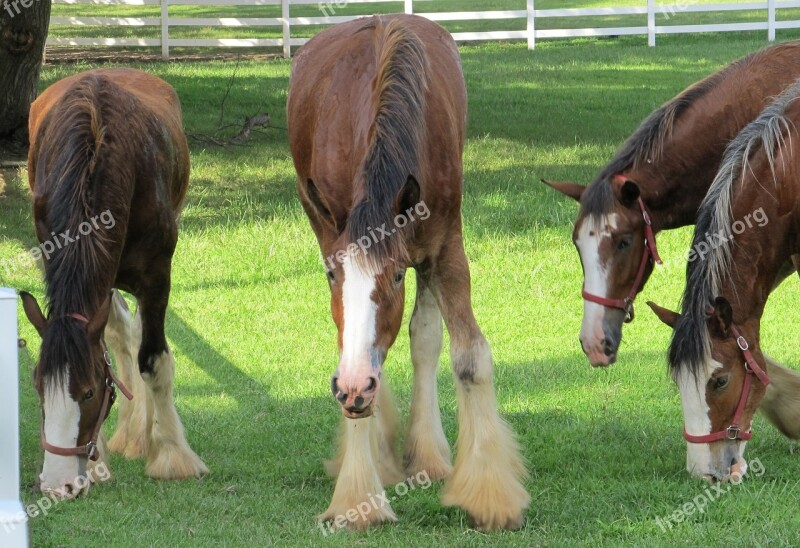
[
  {"x1": 736, "y1": 336, "x2": 749, "y2": 352},
  {"x1": 726, "y1": 426, "x2": 740, "y2": 440},
  {"x1": 642, "y1": 209, "x2": 652, "y2": 226},
  {"x1": 103, "y1": 350, "x2": 113, "y2": 366},
  {"x1": 86, "y1": 441, "x2": 97, "y2": 459},
  {"x1": 623, "y1": 299, "x2": 634, "y2": 323}
]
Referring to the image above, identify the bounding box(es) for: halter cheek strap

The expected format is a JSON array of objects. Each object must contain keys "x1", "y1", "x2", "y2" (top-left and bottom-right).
[
  {"x1": 683, "y1": 323, "x2": 770, "y2": 444},
  {"x1": 39, "y1": 313, "x2": 133, "y2": 462},
  {"x1": 581, "y1": 175, "x2": 662, "y2": 322}
]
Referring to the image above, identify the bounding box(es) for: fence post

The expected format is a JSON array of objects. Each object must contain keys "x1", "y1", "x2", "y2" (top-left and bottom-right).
[
  {"x1": 768, "y1": 0, "x2": 776, "y2": 41},
  {"x1": 527, "y1": 0, "x2": 535, "y2": 49},
  {"x1": 282, "y1": 0, "x2": 291, "y2": 58},
  {"x1": 0, "y1": 288, "x2": 26, "y2": 546},
  {"x1": 647, "y1": 0, "x2": 655, "y2": 46},
  {"x1": 160, "y1": 0, "x2": 169, "y2": 59},
  {"x1": 404, "y1": 0, "x2": 412, "y2": 14}
]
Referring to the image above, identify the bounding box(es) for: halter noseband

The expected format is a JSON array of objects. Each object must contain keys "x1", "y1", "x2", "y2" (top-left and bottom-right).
[
  {"x1": 683, "y1": 322, "x2": 770, "y2": 444},
  {"x1": 39, "y1": 313, "x2": 133, "y2": 462},
  {"x1": 581, "y1": 175, "x2": 662, "y2": 322}
]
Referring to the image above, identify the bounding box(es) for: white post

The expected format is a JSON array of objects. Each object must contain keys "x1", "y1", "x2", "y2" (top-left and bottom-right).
[
  {"x1": 0, "y1": 288, "x2": 27, "y2": 546},
  {"x1": 161, "y1": 0, "x2": 169, "y2": 60},
  {"x1": 527, "y1": 0, "x2": 535, "y2": 49},
  {"x1": 404, "y1": 0, "x2": 412, "y2": 14},
  {"x1": 768, "y1": 0, "x2": 776, "y2": 41},
  {"x1": 282, "y1": 0, "x2": 291, "y2": 59},
  {"x1": 647, "y1": 0, "x2": 656, "y2": 47}
]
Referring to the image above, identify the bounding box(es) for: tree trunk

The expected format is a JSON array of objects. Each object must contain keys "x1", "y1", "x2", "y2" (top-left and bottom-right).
[{"x1": 0, "y1": 0, "x2": 50, "y2": 152}]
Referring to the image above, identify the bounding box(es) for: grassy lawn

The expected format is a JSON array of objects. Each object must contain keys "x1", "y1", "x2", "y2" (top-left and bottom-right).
[
  {"x1": 5, "y1": 30, "x2": 800, "y2": 546},
  {"x1": 47, "y1": 0, "x2": 800, "y2": 53}
]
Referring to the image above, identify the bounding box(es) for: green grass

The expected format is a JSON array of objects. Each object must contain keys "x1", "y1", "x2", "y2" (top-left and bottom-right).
[
  {"x1": 6, "y1": 31, "x2": 800, "y2": 546},
  {"x1": 46, "y1": 0, "x2": 800, "y2": 55}
]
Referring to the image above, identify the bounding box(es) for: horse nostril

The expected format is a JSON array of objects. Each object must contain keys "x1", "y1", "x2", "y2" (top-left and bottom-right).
[
  {"x1": 64, "y1": 483, "x2": 75, "y2": 496},
  {"x1": 364, "y1": 376, "x2": 378, "y2": 394},
  {"x1": 331, "y1": 376, "x2": 347, "y2": 404}
]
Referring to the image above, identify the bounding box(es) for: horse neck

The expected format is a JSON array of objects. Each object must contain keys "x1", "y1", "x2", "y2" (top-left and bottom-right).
[
  {"x1": 718, "y1": 194, "x2": 794, "y2": 325},
  {"x1": 625, "y1": 160, "x2": 717, "y2": 231}
]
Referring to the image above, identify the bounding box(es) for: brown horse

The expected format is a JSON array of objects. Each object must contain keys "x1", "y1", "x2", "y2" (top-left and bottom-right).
[
  {"x1": 648, "y1": 79, "x2": 800, "y2": 482},
  {"x1": 288, "y1": 14, "x2": 529, "y2": 530},
  {"x1": 545, "y1": 41, "x2": 800, "y2": 366},
  {"x1": 21, "y1": 68, "x2": 207, "y2": 498}
]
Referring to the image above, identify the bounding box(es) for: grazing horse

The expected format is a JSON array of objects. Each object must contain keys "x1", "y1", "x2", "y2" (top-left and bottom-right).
[
  {"x1": 544, "y1": 41, "x2": 800, "y2": 366},
  {"x1": 288, "y1": 15, "x2": 529, "y2": 530},
  {"x1": 648, "y1": 79, "x2": 800, "y2": 482},
  {"x1": 21, "y1": 68, "x2": 207, "y2": 497}
]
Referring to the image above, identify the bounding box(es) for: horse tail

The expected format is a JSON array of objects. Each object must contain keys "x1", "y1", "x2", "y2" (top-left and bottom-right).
[{"x1": 760, "y1": 357, "x2": 800, "y2": 439}]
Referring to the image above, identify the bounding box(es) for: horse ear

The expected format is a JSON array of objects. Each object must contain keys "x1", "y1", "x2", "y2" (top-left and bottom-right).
[
  {"x1": 20, "y1": 291, "x2": 46, "y2": 337},
  {"x1": 646, "y1": 301, "x2": 679, "y2": 328},
  {"x1": 709, "y1": 297, "x2": 733, "y2": 338},
  {"x1": 300, "y1": 178, "x2": 338, "y2": 231},
  {"x1": 86, "y1": 292, "x2": 112, "y2": 341},
  {"x1": 394, "y1": 175, "x2": 421, "y2": 217},
  {"x1": 611, "y1": 176, "x2": 640, "y2": 207},
  {"x1": 541, "y1": 179, "x2": 585, "y2": 202}
]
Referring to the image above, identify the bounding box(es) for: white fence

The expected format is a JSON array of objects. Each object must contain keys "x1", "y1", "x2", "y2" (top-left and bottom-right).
[
  {"x1": 0, "y1": 289, "x2": 27, "y2": 546},
  {"x1": 46, "y1": 0, "x2": 800, "y2": 59}
]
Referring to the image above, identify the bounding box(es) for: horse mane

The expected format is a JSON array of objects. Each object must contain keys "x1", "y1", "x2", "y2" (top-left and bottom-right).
[
  {"x1": 34, "y1": 75, "x2": 119, "y2": 386},
  {"x1": 668, "y1": 77, "x2": 800, "y2": 378},
  {"x1": 37, "y1": 75, "x2": 116, "y2": 318},
  {"x1": 36, "y1": 318, "x2": 96, "y2": 391},
  {"x1": 346, "y1": 17, "x2": 428, "y2": 271},
  {"x1": 582, "y1": 44, "x2": 766, "y2": 216}
]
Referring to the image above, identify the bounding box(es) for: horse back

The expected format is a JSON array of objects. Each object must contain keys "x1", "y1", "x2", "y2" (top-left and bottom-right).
[{"x1": 288, "y1": 14, "x2": 467, "y2": 237}]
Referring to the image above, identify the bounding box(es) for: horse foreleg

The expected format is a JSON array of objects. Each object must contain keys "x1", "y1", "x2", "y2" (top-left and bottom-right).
[
  {"x1": 403, "y1": 273, "x2": 452, "y2": 481},
  {"x1": 106, "y1": 290, "x2": 149, "y2": 459},
  {"x1": 325, "y1": 380, "x2": 404, "y2": 486},
  {"x1": 431, "y1": 238, "x2": 530, "y2": 531},
  {"x1": 138, "y1": 281, "x2": 208, "y2": 480},
  {"x1": 319, "y1": 415, "x2": 397, "y2": 530}
]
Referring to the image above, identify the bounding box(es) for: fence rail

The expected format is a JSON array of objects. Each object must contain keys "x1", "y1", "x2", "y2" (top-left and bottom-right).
[{"x1": 44, "y1": 0, "x2": 800, "y2": 59}]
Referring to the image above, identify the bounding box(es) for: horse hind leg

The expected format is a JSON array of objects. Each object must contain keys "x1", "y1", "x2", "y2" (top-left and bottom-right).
[
  {"x1": 432, "y1": 240, "x2": 530, "y2": 531},
  {"x1": 760, "y1": 356, "x2": 800, "y2": 439},
  {"x1": 403, "y1": 274, "x2": 452, "y2": 481},
  {"x1": 106, "y1": 290, "x2": 149, "y2": 459}
]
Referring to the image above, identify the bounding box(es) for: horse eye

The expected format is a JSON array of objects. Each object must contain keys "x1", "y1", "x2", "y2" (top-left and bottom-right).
[
  {"x1": 393, "y1": 270, "x2": 405, "y2": 285},
  {"x1": 712, "y1": 375, "x2": 729, "y2": 391},
  {"x1": 326, "y1": 270, "x2": 335, "y2": 283},
  {"x1": 616, "y1": 237, "x2": 632, "y2": 251},
  {"x1": 84, "y1": 389, "x2": 94, "y2": 401}
]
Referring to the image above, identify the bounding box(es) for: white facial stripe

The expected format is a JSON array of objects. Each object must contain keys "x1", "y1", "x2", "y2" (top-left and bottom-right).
[
  {"x1": 41, "y1": 371, "x2": 81, "y2": 490},
  {"x1": 341, "y1": 257, "x2": 378, "y2": 374},
  {"x1": 577, "y1": 214, "x2": 618, "y2": 341},
  {"x1": 577, "y1": 214, "x2": 618, "y2": 297},
  {"x1": 676, "y1": 359, "x2": 720, "y2": 476}
]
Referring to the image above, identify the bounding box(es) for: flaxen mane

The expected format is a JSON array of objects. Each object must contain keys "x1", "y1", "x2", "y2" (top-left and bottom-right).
[
  {"x1": 346, "y1": 18, "x2": 428, "y2": 270},
  {"x1": 668, "y1": 77, "x2": 800, "y2": 378}
]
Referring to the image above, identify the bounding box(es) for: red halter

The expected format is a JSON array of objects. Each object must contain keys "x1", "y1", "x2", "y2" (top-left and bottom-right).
[
  {"x1": 581, "y1": 176, "x2": 662, "y2": 322},
  {"x1": 683, "y1": 323, "x2": 770, "y2": 444},
  {"x1": 40, "y1": 313, "x2": 133, "y2": 462}
]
